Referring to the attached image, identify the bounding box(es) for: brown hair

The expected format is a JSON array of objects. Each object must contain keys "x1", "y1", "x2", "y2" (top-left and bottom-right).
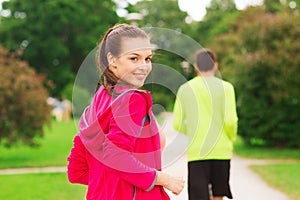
[
  {"x1": 195, "y1": 48, "x2": 217, "y2": 72},
  {"x1": 96, "y1": 24, "x2": 149, "y2": 94}
]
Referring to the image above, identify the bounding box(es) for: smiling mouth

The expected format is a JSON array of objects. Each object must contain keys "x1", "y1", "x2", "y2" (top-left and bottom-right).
[{"x1": 133, "y1": 73, "x2": 147, "y2": 80}]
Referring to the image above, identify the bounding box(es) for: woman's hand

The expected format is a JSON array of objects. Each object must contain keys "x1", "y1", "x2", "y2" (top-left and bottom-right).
[{"x1": 156, "y1": 171, "x2": 185, "y2": 195}]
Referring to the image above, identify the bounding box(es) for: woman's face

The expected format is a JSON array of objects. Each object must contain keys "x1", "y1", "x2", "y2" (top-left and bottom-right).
[{"x1": 109, "y1": 37, "x2": 153, "y2": 88}]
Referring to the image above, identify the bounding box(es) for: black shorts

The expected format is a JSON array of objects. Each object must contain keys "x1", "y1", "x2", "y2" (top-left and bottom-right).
[{"x1": 188, "y1": 160, "x2": 233, "y2": 200}]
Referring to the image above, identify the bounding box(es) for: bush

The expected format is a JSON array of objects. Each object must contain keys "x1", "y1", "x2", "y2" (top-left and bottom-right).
[
  {"x1": 210, "y1": 8, "x2": 300, "y2": 147},
  {"x1": 0, "y1": 46, "x2": 51, "y2": 146}
]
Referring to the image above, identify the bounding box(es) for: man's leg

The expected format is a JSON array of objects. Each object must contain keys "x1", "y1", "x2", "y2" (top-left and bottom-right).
[
  {"x1": 211, "y1": 160, "x2": 233, "y2": 199},
  {"x1": 188, "y1": 161, "x2": 211, "y2": 200},
  {"x1": 212, "y1": 197, "x2": 223, "y2": 200}
]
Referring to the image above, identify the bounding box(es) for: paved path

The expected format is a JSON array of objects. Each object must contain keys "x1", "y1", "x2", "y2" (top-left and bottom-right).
[
  {"x1": 0, "y1": 166, "x2": 66, "y2": 175},
  {"x1": 228, "y1": 155, "x2": 289, "y2": 200},
  {"x1": 160, "y1": 112, "x2": 289, "y2": 200}
]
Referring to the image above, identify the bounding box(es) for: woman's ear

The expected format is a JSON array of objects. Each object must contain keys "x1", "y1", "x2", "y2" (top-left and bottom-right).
[{"x1": 107, "y1": 52, "x2": 116, "y2": 66}]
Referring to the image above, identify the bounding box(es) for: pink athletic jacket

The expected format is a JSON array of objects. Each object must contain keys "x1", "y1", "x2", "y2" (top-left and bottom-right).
[{"x1": 67, "y1": 86, "x2": 170, "y2": 200}]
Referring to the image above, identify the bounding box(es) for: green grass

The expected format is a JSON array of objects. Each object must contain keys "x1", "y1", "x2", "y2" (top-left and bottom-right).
[
  {"x1": 0, "y1": 120, "x2": 86, "y2": 200},
  {"x1": 1, "y1": 122, "x2": 300, "y2": 200},
  {"x1": 234, "y1": 136, "x2": 300, "y2": 200},
  {"x1": 0, "y1": 172, "x2": 87, "y2": 200},
  {"x1": 234, "y1": 137, "x2": 300, "y2": 160},
  {"x1": 0, "y1": 120, "x2": 78, "y2": 169},
  {"x1": 251, "y1": 163, "x2": 300, "y2": 200},
  {"x1": 0, "y1": 115, "x2": 166, "y2": 169}
]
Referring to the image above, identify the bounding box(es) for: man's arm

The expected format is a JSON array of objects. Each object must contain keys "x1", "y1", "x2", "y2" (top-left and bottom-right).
[
  {"x1": 224, "y1": 84, "x2": 238, "y2": 142},
  {"x1": 173, "y1": 87, "x2": 187, "y2": 134}
]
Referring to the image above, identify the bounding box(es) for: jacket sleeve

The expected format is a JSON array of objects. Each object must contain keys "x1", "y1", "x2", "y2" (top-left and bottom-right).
[
  {"x1": 224, "y1": 84, "x2": 238, "y2": 142},
  {"x1": 101, "y1": 92, "x2": 157, "y2": 191},
  {"x1": 67, "y1": 135, "x2": 89, "y2": 185}
]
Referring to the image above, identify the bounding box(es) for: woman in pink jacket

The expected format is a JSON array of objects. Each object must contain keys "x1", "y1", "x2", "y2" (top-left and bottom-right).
[{"x1": 67, "y1": 24, "x2": 184, "y2": 200}]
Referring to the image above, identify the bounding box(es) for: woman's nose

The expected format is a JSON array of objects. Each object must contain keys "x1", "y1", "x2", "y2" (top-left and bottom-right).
[
  {"x1": 139, "y1": 60, "x2": 150, "y2": 69},
  {"x1": 140, "y1": 59, "x2": 148, "y2": 65}
]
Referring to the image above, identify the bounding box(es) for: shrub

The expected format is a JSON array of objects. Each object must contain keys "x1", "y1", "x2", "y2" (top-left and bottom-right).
[
  {"x1": 210, "y1": 8, "x2": 300, "y2": 147},
  {"x1": 0, "y1": 46, "x2": 51, "y2": 146}
]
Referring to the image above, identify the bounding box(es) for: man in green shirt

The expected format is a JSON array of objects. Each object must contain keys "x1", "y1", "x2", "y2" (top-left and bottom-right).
[{"x1": 173, "y1": 49, "x2": 238, "y2": 200}]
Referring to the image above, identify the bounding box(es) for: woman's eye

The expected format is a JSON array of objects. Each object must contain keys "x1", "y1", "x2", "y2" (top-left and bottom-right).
[
  {"x1": 130, "y1": 57, "x2": 138, "y2": 62},
  {"x1": 145, "y1": 57, "x2": 152, "y2": 62}
]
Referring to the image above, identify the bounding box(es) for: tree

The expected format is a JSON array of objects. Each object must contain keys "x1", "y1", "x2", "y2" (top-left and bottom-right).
[
  {"x1": 125, "y1": 0, "x2": 195, "y2": 110},
  {"x1": 264, "y1": 0, "x2": 300, "y2": 14},
  {"x1": 0, "y1": 0, "x2": 119, "y2": 97},
  {"x1": 195, "y1": 0, "x2": 239, "y2": 46},
  {"x1": 134, "y1": 0, "x2": 187, "y2": 30},
  {"x1": 0, "y1": 46, "x2": 51, "y2": 146},
  {"x1": 264, "y1": 0, "x2": 283, "y2": 13},
  {"x1": 209, "y1": 7, "x2": 300, "y2": 147}
]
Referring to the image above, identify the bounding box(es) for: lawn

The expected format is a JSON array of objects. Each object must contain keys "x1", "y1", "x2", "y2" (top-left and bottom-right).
[
  {"x1": 1, "y1": 121, "x2": 300, "y2": 200},
  {"x1": 234, "y1": 137, "x2": 300, "y2": 160},
  {"x1": 0, "y1": 120, "x2": 87, "y2": 200},
  {"x1": 0, "y1": 120, "x2": 78, "y2": 169},
  {"x1": 0, "y1": 173, "x2": 87, "y2": 200},
  {"x1": 251, "y1": 163, "x2": 300, "y2": 200},
  {"x1": 234, "y1": 137, "x2": 300, "y2": 200}
]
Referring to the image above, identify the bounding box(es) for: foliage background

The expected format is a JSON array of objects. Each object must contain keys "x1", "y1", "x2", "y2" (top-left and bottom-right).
[
  {"x1": 0, "y1": 0, "x2": 119, "y2": 97},
  {"x1": 209, "y1": 6, "x2": 300, "y2": 147},
  {"x1": 0, "y1": 0, "x2": 300, "y2": 147},
  {"x1": 0, "y1": 46, "x2": 51, "y2": 146}
]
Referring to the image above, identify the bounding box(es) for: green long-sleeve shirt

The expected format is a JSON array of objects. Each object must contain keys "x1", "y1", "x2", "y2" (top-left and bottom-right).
[{"x1": 173, "y1": 76, "x2": 238, "y2": 162}]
